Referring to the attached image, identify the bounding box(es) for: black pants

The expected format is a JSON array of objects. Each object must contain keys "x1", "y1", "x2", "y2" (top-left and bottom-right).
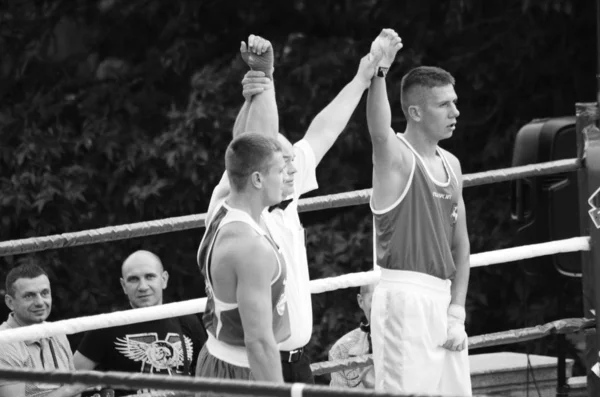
[{"x1": 281, "y1": 353, "x2": 314, "y2": 384}]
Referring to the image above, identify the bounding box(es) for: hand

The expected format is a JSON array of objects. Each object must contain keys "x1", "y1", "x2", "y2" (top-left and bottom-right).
[
  {"x1": 355, "y1": 51, "x2": 384, "y2": 88},
  {"x1": 240, "y1": 34, "x2": 274, "y2": 78},
  {"x1": 241, "y1": 70, "x2": 273, "y2": 101},
  {"x1": 442, "y1": 304, "x2": 468, "y2": 351},
  {"x1": 358, "y1": 366, "x2": 376, "y2": 388},
  {"x1": 370, "y1": 28, "x2": 403, "y2": 71}
]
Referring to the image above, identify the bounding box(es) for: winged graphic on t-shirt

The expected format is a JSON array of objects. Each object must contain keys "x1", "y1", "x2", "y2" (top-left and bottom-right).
[{"x1": 115, "y1": 332, "x2": 193, "y2": 375}]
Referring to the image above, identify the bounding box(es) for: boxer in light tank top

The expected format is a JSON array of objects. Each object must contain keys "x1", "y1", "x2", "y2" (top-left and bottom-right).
[
  {"x1": 365, "y1": 29, "x2": 472, "y2": 396},
  {"x1": 194, "y1": 132, "x2": 290, "y2": 388}
]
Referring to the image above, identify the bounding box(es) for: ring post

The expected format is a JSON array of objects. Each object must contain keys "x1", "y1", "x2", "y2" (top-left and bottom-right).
[{"x1": 576, "y1": 102, "x2": 600, "y2": 397}]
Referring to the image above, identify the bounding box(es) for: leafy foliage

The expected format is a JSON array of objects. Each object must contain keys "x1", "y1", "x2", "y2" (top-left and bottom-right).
[{"x1": 0, "y1": 0, "x2": 595, "y2": 382}]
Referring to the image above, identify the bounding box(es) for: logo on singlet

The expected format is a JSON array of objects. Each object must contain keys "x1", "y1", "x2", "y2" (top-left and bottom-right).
[
  {"x1": 451, "y1": 203, "x2": 459, "y2": 225},
  {"x1": 433, "y1": 191, "x2": 452, "y2": 200}
]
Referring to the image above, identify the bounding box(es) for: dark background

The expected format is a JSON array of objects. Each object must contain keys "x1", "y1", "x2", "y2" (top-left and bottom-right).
[{"x1": 0, "y1": 0, "x2": 596, "y2": 384}]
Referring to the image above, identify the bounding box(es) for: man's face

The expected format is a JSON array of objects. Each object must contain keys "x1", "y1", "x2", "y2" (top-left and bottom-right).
[
  {"x1": 278, "y1": 134, "x2": 296, "y2": 198},
  {"x1": 357, "y1": 286, "x2": 375, "y2": 322},
  {"x1": 5, "y1": 275, "x2": 52, "y2": 326},
  {"x1": 261, "y1": 151, "x2": 287, "y2": 206},
  {"x1": 418, "y1": 84, "x2": 460, "y2": 141},
  {"x1": 120, "y1": 256, "x2": 168, "y2": 308}
]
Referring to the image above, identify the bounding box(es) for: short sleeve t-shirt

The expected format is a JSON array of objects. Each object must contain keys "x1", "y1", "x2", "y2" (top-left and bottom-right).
[{"x1": 77, "y1": 314, "x2": 207, "y2": 396}]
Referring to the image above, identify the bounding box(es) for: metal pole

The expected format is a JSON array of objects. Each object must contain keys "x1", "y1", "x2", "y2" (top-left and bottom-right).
[
  {"x1": 556, "y1": 286, "x2": 569, "y2": 396},
  {"x1": 597, "y1": 0, "x2": 600, "y2": 105}
]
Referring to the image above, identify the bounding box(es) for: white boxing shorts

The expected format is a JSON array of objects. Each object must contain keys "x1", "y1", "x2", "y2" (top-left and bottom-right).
[{"x1": 371, "y1": 269, "x2": 472, "y2": 396}]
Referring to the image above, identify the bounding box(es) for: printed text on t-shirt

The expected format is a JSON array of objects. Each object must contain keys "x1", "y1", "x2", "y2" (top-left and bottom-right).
[{"x1": 432, "y1": 192, "x2": 452, "y2": 200}]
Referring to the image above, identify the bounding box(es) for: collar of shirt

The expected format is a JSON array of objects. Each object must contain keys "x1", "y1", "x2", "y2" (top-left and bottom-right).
[{"x1": 5, "y1": 313, "x2": 48, "y2": 346}]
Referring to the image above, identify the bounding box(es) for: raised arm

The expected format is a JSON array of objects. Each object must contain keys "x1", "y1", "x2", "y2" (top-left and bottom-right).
[
  {"x1": 366, "y1": 29, "x2": 402, "y2": 147},
  {"x1": 232, "y1": 237, "x2": 284, "y2": 383},
  {"x1": 211, "y1": 35, "x2": 278, "y2": 217},
  {"x1": 366, "y1": 69, "x2": 394, "y2": 148},
  {"x1": 303, "y1": 52, "x2": 380, "y2": 165},
  {"x1": 366, "y1": 29, "x2": 409, "y2": 210},
  {"x1": 238, "y1": 35, "x2": 278, "y2": 139},
  {"x1": 233, "y1": 70, "x2": 276, "y2": 138},
  {"x1": 232, "y1": 100, "x2": 251, "y2": 138}
]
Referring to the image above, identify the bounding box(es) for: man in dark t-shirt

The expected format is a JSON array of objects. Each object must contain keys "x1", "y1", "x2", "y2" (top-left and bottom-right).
[{"x1": 74, "y1": 250, "x2": 207, "y2": 396}]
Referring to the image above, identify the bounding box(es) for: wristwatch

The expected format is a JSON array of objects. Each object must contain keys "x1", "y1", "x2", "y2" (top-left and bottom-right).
[{"x1": 376, "y1": 66, "x2": 389, "y2": 78}]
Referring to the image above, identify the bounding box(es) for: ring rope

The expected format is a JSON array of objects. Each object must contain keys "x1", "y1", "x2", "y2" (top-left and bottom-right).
[
  {"x1": 469, "y1": 236, "x2": 590, "y2": 268},
  {"x1": 0, "y1": 318, "x2": 592, "y2": 391},
  {"x1": 0, "y1": 299, "x2": 205, "y2": 344},
  {"x1": 0, "y1": 237, "x2": 590, "y2": 344},
  {"x1": 300, "y1": 158, "x2": 580, "y2": 213},
  {"x1": 309, "y1": 317, "x2": 596, "y2": 376},
  {"x1": 0, "y1": 159, "x2": 580, "y2": 257},
  {"x1": 127, "y1": 393, "x2": 182, "y2": 397},
  {"x1": 309, "y1": 237, "x2": 590, "y2": 293},
  {"x1": 0, "y1": 213, "x2": 208, "y2": 258},
  {"x1": 0, "y1": 367, "x2": 444, "y2": 397},
  {"x1": 461, "y1": 158, "x2": 579, "y2": 187}
]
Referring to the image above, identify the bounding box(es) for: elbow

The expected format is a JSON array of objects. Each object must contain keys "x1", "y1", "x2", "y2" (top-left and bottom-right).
[
  {"x1": 454, "y1": 252, "x2": 470, "y2": 273},
  {"x1": 245, "y1": 334, "x2": 277, "y2": 355}
]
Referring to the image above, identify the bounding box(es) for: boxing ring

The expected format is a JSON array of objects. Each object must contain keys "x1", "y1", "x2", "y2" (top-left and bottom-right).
[{"x1": 0, "y1": 102, "x2": 598, "y2": 397}]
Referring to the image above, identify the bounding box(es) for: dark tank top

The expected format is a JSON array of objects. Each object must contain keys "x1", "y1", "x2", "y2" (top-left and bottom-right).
[{"x1": 371, "y1": 134, "x2": 460, "y2": 280}]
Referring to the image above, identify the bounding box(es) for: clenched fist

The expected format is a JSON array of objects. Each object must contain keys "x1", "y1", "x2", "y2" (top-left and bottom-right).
[
  {"x1": 240, "y1": 34, "x2": 274, "y2": 79},
  {"x1": 442, "y1": 304, "x2": 468, "y2": 352},
  {"x1": 370, "y1": 28, "x2": 403, "y2": 76}
]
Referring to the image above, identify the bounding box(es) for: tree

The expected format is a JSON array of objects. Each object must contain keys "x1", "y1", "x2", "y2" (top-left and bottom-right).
[{"x1": 0, "y1": 0, "x2": 594, "y2": 382}]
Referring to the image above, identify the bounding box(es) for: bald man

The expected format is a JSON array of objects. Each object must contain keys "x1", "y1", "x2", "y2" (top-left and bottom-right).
[{"x1": 74, "y1": 250, "x2": 207, "y2": 397}]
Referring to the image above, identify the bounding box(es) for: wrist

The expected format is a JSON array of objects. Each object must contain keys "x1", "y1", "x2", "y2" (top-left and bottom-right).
[
  {"x1": 265, "y1": 67, "x2": 275, "y2": 80},
  {"x1": 376, "y1": 66, "x2": 389, "y2": 78},
  {"x1": 353, "y1": 75, "x2": 371, "y2": 91},
  {"x1": 448, "y1": 304, "x2": 466, "y2": 323}
]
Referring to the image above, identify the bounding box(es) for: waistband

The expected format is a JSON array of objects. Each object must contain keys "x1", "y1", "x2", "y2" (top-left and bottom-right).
[
  {"x1": 280, "y1": 347, "x2": 305, "y2": 363},
  {"x1": 206, "y1": 333, "x2": 249, "y2": 368},
  {"x1": 378, "y1": 269, "x2": 451, "y2": 297}
]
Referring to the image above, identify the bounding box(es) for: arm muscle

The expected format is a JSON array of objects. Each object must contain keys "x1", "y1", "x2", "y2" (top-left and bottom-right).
[
  {"x1": 367, "y1": 77, "x2": 410, "y2": 210},
  {"x1": 228, "y1": 238, "x2": 283, "y2": 383},
  {"x1": 304, "y1": 77, "x2": 368, "y2": 165},
  {"x1": 447, "y1": 153, "x2": 470, "y2": 306}
]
